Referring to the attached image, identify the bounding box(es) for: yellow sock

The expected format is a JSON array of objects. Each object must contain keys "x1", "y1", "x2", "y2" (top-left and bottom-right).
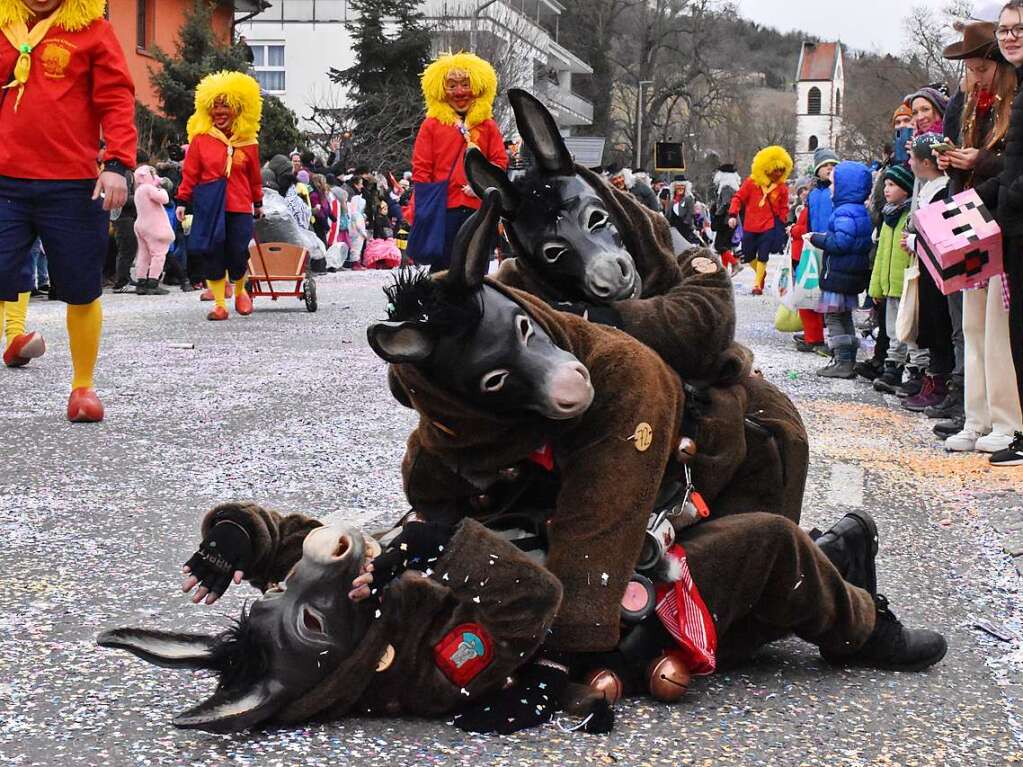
[
  {"x1": 2, "y1": 292, "x2": 30, "y2": 350},
  {"x1": 208, "y1": 278, "x2": 227, "y2": 309},
  {"x1": 67, "y1": 300, "x2": 102, "y2": 390},
  {"x1": 233, "y1": 277, "x2": 248, "y2": 297},
  {"x1": 754, "y1": 260, "x2": 767, "y2": 288}
]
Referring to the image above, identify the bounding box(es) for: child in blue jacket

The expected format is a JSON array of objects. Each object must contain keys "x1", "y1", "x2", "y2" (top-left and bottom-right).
[{"x1": 808, "y1": 161, "x2": 875, "y2": 379}]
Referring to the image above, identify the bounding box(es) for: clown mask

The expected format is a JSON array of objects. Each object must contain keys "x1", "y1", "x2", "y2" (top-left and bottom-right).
[
  {"x1": 211, "y1": 96, "x2": 238, "y2": 134},
  {"x1": 444, "y1": 69, "x2": 475, "y2": 116},
  {"x1": 24, "y1": 0, "x2": 64, "y2": 15}
]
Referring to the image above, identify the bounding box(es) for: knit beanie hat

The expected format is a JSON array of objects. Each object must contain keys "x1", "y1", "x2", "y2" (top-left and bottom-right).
[
  {"x1": 813, "y1": 147, "x2": 840, "y2": 174},
  {"x1": 892, "y1": 103, "x2": 913, "y2": 127},
  {"x1": 904, "y1": 86, "x2": 949, "y2": 117},
  {"x1": 884, "y1": 163, "x2": 914, "y2": 195}
]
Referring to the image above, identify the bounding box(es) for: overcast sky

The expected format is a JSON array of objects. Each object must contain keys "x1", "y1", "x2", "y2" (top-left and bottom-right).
[{"x1": 735, "y1": 0, "x2": 1005, "y2": 56}]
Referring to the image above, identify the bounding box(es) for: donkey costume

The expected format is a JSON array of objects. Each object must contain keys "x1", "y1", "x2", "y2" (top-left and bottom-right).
[
  {"x1": 99, "y1": 193, "x2": 946, "y2": 734},
  {"x1": 467, "y1": 91, "x2": 807, "y2": 522}
]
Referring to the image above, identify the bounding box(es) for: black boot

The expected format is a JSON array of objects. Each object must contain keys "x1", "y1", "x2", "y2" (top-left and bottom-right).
[
  {"x1": 826, "y1": 595, "x2": 947, "y2": 672},
  {"x1": 135, "y1": 278, "x2": 152, "y2": 295},
  {"x1": 924, "y1": 380, "x2": 964, "y2": 420},
  {"x1": 148, "y1": 278, "x2": 169, "y2": 295},
  {"x1": 896, "y1": 367, "x2": 925, "y2": 398},
  {"x1": 933, "y1": 416, "x2": 966, "y2": 438},
  {"x1": 853, "y1": 358, "x2": 882, "y2": 381},
  {"x1": 815, "y1": 511, "x2": 878, "y2": 595},
  {"x1": 872, "y1": 363, "x2": 904, "y2": 394}
]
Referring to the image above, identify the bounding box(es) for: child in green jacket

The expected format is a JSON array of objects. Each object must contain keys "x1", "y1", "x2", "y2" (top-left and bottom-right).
[{"x1": 869, "y1": 164, "x2": 929, "y2": 394}]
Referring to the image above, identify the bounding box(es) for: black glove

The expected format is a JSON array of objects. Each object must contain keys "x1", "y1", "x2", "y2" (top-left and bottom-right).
[
  {"x1": 183, "y1": 521, "x2": 253, "y2": 599},
  {"x1": 369, "y1": 521, "x2": 454, "y2": 590},
  {"x1": 452, "y1": 661, "x2": 569, "y2": 734}
]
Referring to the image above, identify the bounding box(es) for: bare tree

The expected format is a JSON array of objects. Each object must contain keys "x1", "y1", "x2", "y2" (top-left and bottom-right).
[{"x1": 902, "y1": 0, "x2": 975, "y2": 89}]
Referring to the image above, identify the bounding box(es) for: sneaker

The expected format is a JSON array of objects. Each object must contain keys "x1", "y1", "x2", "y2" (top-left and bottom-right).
[
  {"x1": 944, "y1": 428, "x2": 986, "y2": 452},
  {"x1": 903, "y1": 375, "x2": 947, "y2": 412},
  {"x1": 896, "y1": 368, "x2": 924, "y2": 398},
  {"x1": 933, "y1": 417, "x2": 966, "y2": 438},
  {"x1": 112, "y1": 280, "x2": 136, "y2": 294},
  {"x1": 854, "y1": 359, "x2": 883, "y2": 382},
  {"x1": 990, "y1": 432, "x2": 1023, "y2": 467},
  {"x1": 873, "y1": 364, "x2": 904, "y2": 394},
  {"x1": 815, "y1": 511, "x2": 878, "y2": 596},
  {"x1": 924, "y1": 381, "x2": 964, "y2": 420},
  {"x1": 793, "y1": 333, "x2": 805, "y2": 343},
  {"x1": 975, "y1": 431, "x2": 1017, "y2": 454},
  {"x1": 825, "y1": 595, "x2": 947, "y2": 672}
]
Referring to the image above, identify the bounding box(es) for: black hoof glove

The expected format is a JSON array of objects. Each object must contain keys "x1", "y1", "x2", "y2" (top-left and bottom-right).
[
  {"x1": 370, "y1": 521, "x2": 454, "y2": 589},
  {"x1": 452, "y1": 661, "x2": 569, "y2": 735},
  {"x1": 183, "y1": 521, "x2": 252, "y2": 600}
]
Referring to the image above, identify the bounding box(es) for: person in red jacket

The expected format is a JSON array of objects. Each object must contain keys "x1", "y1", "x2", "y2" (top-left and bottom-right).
[
  {"x1": 789, "y1": 179, "x2": 827, "y2": 353},
  {"x1": 728, "y1": 145, "x2": 794, "y2": 295},
  {"x1": 410, "y1": 52, "x2": 508, "y2": 272},
  {"x1": 0, "y1": 0, "x2": 135, "y2": 422},
  {"x1": 175, "y1": 71, "x2": 263, "y2": 321}
]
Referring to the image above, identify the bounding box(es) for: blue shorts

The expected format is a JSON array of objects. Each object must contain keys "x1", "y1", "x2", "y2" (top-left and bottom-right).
[
  {"x1": 741, "y1": 221, "x2": 786, "y2": 264},
  {"x1": 198, "y1": 211, "x2": 253, "y2": 282},
  {"x1": 0, "y1": 176, "x2": 109, "y2": 304}
]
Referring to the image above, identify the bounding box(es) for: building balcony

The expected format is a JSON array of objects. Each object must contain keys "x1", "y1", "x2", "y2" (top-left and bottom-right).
[{"x1": 535, "y1": 79, "x2": 592, "y2": 126}]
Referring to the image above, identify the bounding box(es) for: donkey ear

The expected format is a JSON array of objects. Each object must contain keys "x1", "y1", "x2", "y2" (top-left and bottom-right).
[
  {"x1": 465, "y1": 147, "x2": 520, "y2": 216},
  {"x1": 367, "y1": 321, "x2": 436, "y2": 363},
  {"x1": 173, "y1": 679, "x2": 286, "y2": 733},
  {"x1": 509, "y1": 88, "x2": 574, "y2": 176},
  {"x1": 449, "y1": 188, "x2": 501, "y2": 291},
  {"x1": 97, "y1": 628, "x2": 218, "y2": 670}
]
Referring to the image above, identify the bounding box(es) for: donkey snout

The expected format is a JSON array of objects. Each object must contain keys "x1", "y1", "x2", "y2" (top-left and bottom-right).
[
  {"x1": 548, "y1": 362, "x2": 594, "y2": 418},
  {"x1": 585, "y1": 254, "x2": 637, "y2": 302}
]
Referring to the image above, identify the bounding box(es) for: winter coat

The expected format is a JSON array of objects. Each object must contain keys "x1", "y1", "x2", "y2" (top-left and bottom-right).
[
  {"x1": 807, "y1": 179, "x2": 833, "y2": 233},
  {"x1": 201, "y1": 504, "x2": 561, "y2": 724},
  {"x1": 631, "y1": 181, "x2": 662, "y2": 213},
  {"x1": 947, "y1": 94, "x2": 1005, "y2": 198},
  {"x1": 790, "y1": 205, "x2": 809, "y2": 262},
  {"x1": 868, "y1": 207, "x2": 910, "y2": 299},
  {"x1": 667, "y1": 194, "x2": 696, "y2": 237},
  {"x1": 810, "y1": 161, "x2": 874, "y2": 295},
  {"x1": 495, "y1": 169, "x2": 808, "y2": 526},
  {"x1": 711, "y1": 173, "x2": 740, "y2": 252}
]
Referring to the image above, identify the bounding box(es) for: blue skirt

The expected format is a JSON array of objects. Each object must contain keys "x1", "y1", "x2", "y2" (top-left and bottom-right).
[{"x1": 817, "y1": 290, "x2": 860, "y2": 314}]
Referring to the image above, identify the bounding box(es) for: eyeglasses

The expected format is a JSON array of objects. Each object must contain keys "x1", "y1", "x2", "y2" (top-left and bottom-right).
[{"x1": 995, "y1": 24, "x2": 1023, "y2": 40}]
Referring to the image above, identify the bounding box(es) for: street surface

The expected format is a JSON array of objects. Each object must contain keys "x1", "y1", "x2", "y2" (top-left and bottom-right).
[{"x1": 1, "y1": 263, "x2": 1022, "y2": 766}]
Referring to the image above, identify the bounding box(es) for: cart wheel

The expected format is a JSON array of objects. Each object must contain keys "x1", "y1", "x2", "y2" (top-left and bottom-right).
[{"x1": 304, "y1": 278, "x2": 318, "y2": 313}]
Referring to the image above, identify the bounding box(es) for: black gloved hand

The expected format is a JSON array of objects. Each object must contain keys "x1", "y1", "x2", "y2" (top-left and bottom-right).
[
  {"x1": 452, "y1": 661, "x2": 569, "y2": 734},
  {"x1": 369, "y1": 521, "x2": 454, "y2": 589},
  {"x1": 182, "y1": 521, "x2": 253, "y2": 600}
]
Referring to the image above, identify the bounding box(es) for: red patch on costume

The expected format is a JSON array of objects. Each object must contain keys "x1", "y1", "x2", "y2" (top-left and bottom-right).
[
  {"x1": 528, "y1": 443, "x2": 554, "y2": 471},
  {"x1": 433, "y1": 623, "x2": 494, "y2": 687}
]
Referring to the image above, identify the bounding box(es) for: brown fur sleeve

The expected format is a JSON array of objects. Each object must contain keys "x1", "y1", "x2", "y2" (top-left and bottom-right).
[
  {"x1": 401, "y1": 431, "x2": 482, "y2": 522},
  {"x1": 201, "y1": 502, "x2": 324, "y2": 591},
  {"x1": 544, "y1": 339, "x2": 682, "y2": 652},
  {"x1": 612, "y1": 248, "x2": 743, "y2": 384}
]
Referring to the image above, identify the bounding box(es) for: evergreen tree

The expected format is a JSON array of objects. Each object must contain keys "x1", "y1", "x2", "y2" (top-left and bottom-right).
[
  {"x1": 138, "y1": 0, "x2": 301, "y2": 159},
  {"x1": 328, "y1": 0, "x2": 431, "y2": 169}
]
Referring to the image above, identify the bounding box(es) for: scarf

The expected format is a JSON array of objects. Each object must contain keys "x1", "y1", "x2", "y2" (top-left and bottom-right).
[
  {"x1": 2, "y1": 10, "x2": 60, "y2": 112},
  {"x1": 205, "y1": 127, "x2": 258, "y2": 177},
  {"x1": 882, "y1": 199, "x2": 911, "y2": 227}
]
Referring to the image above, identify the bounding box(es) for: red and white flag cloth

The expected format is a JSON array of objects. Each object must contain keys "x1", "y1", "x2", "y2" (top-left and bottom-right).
[{"x1": 655, "y1": 544, "x2": 717, "y2": 675}]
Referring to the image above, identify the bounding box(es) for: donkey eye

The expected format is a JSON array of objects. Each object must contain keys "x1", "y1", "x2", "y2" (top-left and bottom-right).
[
  {"x1": 481, "y1": 369, "x2": 510, "y2": 393},
  {"x1": 517, "y1": 315, "x2": 534, "y2": 343},
  {"x1": 586, "y1": 209, "x2": 610, "y2": 231},
  {"x1": 542, "y1": 243, "x2": 569, "y2": 263}
]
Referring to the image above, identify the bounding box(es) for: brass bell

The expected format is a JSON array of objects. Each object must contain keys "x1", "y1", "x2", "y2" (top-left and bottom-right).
[
  {"x1": 583, "y1": 668, "x2": 624, "y2": 704},
  {"x1": 675, "y1": 437, "x2": 698, "y2": 464},
  {"x1": 647, "y1": 652, "x2": 690, "y2": 702}
]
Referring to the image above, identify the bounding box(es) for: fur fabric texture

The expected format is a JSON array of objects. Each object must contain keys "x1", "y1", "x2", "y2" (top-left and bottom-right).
[
  {"x1": 421, "y1": 52, "x2": 497, "y2": 128},
  {"x1": 186, "y1": 70, "x2": 263, "y2": 143},
  {"x1": 0, "y1": 0, "x2": 105, "y2": 31}
]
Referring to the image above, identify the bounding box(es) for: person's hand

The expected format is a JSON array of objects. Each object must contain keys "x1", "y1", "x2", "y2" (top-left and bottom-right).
[
  {"x1": 944, "y1": 147, "x2": 980, "y2": 170},
  {"x1": 348, "y1": 521, "x2": 453, "y2": 602},
  {"x1": 329, "y1": 136, "x2": 341, "y2": 151},
  {"x1": 936, "y1": 152, "x2": 951, "y2": 171},
  {"x1": 175, "y1": 206, "x2": 187, "y2": 223},
  {"x1": 93, "y1": 171, "x2": 127, "y2": 211},
  {"x1": 348, "y1": 559, "x2": 375, "y2": 602},
  {"x1": 462, "y1": 184, "x2": 478, "y2": 199},
  {"x1": 453, "y1": 661, "x2": 570, "y2": 734},
  {"x1": 727, "y1": 217, "x2": 737, "y2": 229},
  {"x1": 181, "y1": 522, "x2": 252, "y2": 605}
]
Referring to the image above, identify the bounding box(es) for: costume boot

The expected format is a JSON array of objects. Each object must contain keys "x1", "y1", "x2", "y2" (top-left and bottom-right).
[
  {"x1": 814, "y1": 511, "x2": 878, "y2": 596},
  {"x1": 824, "y1": 594, "x2": 947, "y2": 672}
]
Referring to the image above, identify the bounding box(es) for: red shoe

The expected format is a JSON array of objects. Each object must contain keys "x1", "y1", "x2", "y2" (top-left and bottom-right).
[
  {"x1": 3, "y1": 331, "x2": 46, "y2": 367},
  {"x1": 235, "y1": 292, "x2": 253, "y2": 316},
  {"x1": 67, "y1": 387, "x2": 104, "y2": 423},
  {"x1": 225, "y1": 283, "x2": 234, "y2": 299},
  {"x1": 207, "y1": 306, "x2": 229, "y2": 321},
  {"x1": 199, "y1": 288, "x2": 214, "y2": 302},
  {"x1": 751, "y1": 286, "x2": 763, "y2": 296}
]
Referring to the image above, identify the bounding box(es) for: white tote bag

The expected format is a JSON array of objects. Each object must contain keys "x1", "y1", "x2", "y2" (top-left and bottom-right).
[{"x1": 895, "y1": 255, "x2": 920, "y2": 343}]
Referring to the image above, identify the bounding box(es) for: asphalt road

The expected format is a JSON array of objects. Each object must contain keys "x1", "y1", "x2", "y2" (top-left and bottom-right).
[{"x1": 1, "y1": 264, "x2": 1021, "y2": 766}]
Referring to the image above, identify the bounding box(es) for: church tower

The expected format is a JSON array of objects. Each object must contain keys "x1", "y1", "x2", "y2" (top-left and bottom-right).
[{"x1": 794, "y1": 42, "x2": 845, "y2": 172}]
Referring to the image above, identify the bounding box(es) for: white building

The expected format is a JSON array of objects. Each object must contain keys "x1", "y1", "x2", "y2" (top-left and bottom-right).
[
  {"x1": 794, "y1": 41, "x2": 844, "y2": 173},
  {"x1": 235, "y1": 0, "x2": 593, "y2": 136}
]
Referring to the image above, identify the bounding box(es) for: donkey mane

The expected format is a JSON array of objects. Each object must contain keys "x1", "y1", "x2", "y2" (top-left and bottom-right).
[
  {"x1": 383, "y1": 268, "x2": 484, "y2": 335},
  {"x1": 208, "y1": 606, "x2": 273, "y2": 694}
]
